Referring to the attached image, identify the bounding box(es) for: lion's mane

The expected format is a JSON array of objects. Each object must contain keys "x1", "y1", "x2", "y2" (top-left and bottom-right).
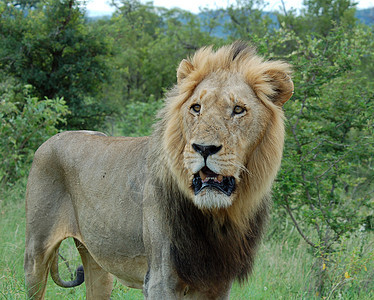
[{"x1": 147, "y1": 42, "x2": 292, "y2": 294}]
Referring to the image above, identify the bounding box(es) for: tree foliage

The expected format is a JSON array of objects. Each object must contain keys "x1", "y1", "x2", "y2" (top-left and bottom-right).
[
  {"x1": 272, "y1": 23, "x2": 373, "y2": 275},
  {"x1": 97, "y1": 0, "x2": 219, "y2": 108},
  {"x1": 0, "y1": 78, "x2": 69, "y2": 185},
  {"x1": 0, "y1": 0, "x2": 110, "y2": 129},
  {"x1": 225, "y1": 0, "x2": 276, "y2": 40},
  {"x1": 270, "y1": 10, "x2": 373, "y2": 298}
]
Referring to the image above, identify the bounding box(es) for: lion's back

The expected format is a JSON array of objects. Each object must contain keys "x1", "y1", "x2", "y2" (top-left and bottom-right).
[{"x1": 33, "y1": 130, "x2": 148, "y2": 170}]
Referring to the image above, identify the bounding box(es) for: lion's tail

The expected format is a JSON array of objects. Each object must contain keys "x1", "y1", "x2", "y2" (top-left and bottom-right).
[{"x1": 50, "y1": 251, "x2": 85, "y2": 288}]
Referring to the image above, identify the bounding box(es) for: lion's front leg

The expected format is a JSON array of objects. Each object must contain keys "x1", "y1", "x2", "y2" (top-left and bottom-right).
[
  {"x1": 142, "y1": 213, "x2": 233, "y2": 299},
  {"x1": 143, "y1": 213, "x2": 185, "y2": 298},
  {"x1": 142, "y1": 195, "x2": 186, "y2": 299},
  {"x1": 143, "y1": 263, "x2": 186, "y2": 299}
]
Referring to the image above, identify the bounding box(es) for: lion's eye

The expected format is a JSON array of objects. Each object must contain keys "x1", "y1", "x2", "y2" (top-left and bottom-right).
[
  {"x1": 191, "y1": 104, "x2": 201, "y2": 113},
  {"x1": 233, "y1": 105, "x2": 245, "y2": 115}
]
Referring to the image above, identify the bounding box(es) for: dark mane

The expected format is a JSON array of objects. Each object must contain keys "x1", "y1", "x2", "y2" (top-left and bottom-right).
[{"x1": 157, "y1": 178, "x2": 270, "y2": 296}]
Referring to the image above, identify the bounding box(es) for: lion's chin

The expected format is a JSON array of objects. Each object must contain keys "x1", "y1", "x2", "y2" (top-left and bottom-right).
[{"x1": 192, "y1": 189, "x2": 233, "y2": 210}]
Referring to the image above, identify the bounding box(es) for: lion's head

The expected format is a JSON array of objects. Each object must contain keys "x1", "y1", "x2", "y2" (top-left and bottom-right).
[{"x1": 156, "y1": 42, "x2": 293, "y2": 226}]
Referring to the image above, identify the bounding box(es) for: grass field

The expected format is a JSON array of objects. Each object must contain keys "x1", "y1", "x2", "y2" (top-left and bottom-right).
[{"x1": 1, "y1": 180, "x2": 373, "y2": 299}]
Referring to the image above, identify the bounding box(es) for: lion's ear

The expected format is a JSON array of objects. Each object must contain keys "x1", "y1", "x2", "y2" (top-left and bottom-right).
[
  {"x1": 264, "y1": 70, "x2": 294, "y2": 106},
  {"x1": 177, "y1": 59, "x2": 194, "y2": 84}
]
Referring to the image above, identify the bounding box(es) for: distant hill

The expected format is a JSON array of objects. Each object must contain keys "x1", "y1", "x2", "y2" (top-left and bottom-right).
[
  {"x1": 87, "y1": 7, "x2": 374, "y2": 29},
  {"x1": 196, "y1": 7, "x2": 374, "y2": 38},
  {"x1": 356, "y1": 7, "x2": 374, "y2": 25},
  {"x1": 197, "y1": 10, "x2": 277, "y2": 38}
]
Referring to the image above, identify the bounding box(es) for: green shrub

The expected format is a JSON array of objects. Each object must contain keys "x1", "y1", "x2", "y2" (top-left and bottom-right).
[
  {"x1": 0, "y1": 84, "x2": 69, "y2": 185},
  {"x1": 110, "y1": 96, "x2": 163, "y2": 137}
]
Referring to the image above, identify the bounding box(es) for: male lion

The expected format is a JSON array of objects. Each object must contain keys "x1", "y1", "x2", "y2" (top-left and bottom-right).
[{"x1": 24, "y1": 42, "x2": 293, "y2": 299}]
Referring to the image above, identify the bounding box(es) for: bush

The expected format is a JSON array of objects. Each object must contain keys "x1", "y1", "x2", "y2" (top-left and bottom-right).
[
  {"x1": 270, "y1": 24, "x2": 374, "y2": 296},
  {"x1": 109, "y1": 96, "x2": 163, "y2": 137},
  {"x1": 0, "y1": 84, "x2": 69, "y2": 185}
]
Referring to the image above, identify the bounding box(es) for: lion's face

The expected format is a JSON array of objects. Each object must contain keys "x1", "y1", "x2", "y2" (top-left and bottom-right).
[
  {"x1": 161, "y1": 43, "x2": 293, "y2": 212},
  {"x1": 182, "y1": 72, "x2": 270, "y2": 209}
]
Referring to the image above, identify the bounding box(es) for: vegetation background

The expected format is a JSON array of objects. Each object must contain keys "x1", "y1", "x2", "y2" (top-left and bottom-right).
[{"x1": 0, "y1": 0, "x2": 373, "y2": 298}]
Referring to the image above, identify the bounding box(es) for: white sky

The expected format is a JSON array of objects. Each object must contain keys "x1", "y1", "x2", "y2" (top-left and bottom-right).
[{"x1": 85, "y1": 0, "x2": 374, "y2": 15}]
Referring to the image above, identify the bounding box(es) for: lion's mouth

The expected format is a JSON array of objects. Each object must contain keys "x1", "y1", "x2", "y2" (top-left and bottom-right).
[{"x1": 192, "y1": 166, "x2": 235, "y2": 196}]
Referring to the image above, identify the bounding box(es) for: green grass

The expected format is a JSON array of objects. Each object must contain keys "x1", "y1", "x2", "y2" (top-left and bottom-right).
[{"x1": 1, "y1": 180, "x2": 373, "y2": 299}]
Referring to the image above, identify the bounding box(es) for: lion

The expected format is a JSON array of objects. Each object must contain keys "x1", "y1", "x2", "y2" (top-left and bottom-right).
[{"x1": 24, "y1": 41, "x2": 293, "y2": 299}]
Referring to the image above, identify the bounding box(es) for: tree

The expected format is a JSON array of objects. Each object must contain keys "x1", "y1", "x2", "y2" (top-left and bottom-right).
[
  {"x1": 277, "y1": 0, "x2": 357, "y2": 37},
  {"x1": 0, "y1": 75, "x2": 69, "y2": 185},
  {"x1": 0, "y1": 0, "x2": 111, "y2": 129},
  {"x1": 225, "y1": 0, "x2": 276, "y2": 41},
  {"x1": 271, "y1": 24, "x2": 374, "y2": 296},
  {"x1": 97, "y1": 1, "x2": 221, "y2": 136}
]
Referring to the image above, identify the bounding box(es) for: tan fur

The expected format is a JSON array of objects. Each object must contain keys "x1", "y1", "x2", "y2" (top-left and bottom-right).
[{"x1": 24, "y1": 42, "x2": 293, "y2": 299}]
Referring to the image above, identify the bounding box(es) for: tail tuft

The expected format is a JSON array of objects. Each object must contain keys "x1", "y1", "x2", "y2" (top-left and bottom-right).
[{"x1": 50, "y1": 252, "x2": 85, "y2": 288}]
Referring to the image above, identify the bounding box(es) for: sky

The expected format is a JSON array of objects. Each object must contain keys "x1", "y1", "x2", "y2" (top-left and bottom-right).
[{"x1": 85, "y1": 0, "x2": 374, "y2": 15}]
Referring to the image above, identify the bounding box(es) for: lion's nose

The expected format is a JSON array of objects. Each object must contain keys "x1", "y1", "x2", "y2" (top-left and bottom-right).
[{"x1": 192, "y1": 144, "x2": 222, "y2": 159}]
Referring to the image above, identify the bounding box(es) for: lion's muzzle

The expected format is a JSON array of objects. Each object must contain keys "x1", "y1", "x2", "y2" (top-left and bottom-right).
[{"x1": 190, "y1": 143, "x2": 236, "y2": 196}]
